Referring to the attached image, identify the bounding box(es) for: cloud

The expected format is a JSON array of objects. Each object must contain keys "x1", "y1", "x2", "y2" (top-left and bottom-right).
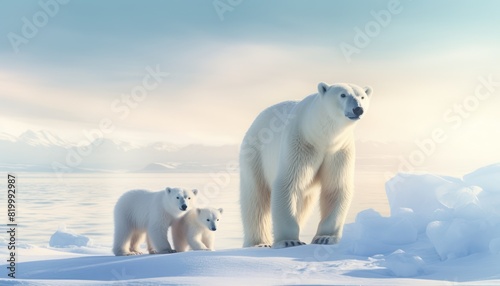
[{"x1": 0, "y1": 0, "x2": 499, "y2": 152}]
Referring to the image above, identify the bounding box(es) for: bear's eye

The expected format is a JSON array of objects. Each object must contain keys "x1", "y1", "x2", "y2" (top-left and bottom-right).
[
  {"x1": 176, "y1": 197, "x2": 179, "y2": 199},
  {"x1": 340, "y1": 94, "x2": 346, "y2": 98},
  {"x1": 206, "y1": 219, "x2": 210, "y2": 221},
  {"x1": 361, "y1": 96, "x2": 365, "y2": 99},
  {"x1": 217, "y1": 219, "x2": 219, "y2": 221},
  {"x1": 188, "y1": 197, "x2": 191, "y2": 200}
]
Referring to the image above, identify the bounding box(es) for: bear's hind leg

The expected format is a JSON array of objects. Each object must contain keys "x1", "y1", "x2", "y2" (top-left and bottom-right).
[
  {"x1": 146, "y1": 235, "x2": 157, "y2": 254},
  {"x1": 240, "y1": 166, "x2": 272, "y2": 247},
  {"x1": 112, "y1": 218, "x2": 135, "y2": 256}
]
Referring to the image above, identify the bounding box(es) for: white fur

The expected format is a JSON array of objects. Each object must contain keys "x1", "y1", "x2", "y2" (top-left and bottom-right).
[
  {"x1": 172, "y1": 208, "x2": 223, "y2": 252},
  {"x1": 112, "y1": 187, "x2": 198, "y2": 256},
  {"x1": 240, "y1": 82, "x2": 372, "y2": 248}
]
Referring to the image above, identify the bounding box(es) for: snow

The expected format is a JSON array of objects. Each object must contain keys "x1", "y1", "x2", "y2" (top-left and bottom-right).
[
  {"x1": 374, "y1": 249, "x2": 425, "y2": 277},
  {"x1": 426, "y1": 219, "x2": 491, "y2": 259},
  {"x1": 385, "y1": 173, "x2": 466, "y2": 232},
  {"x1": 49, "y1": 227, "x2": 93, "y2": 248},
  {"x1": 385, "y1": 168, "x2": 500, "y2": 261},
  {"x1": 463, "y1": 163, "x2": 500, "y2": 193},
  {"x1": 489, "y1": 237, "x2": 500, "y2": 254},
  {"x1": 2, "y1": 164, "x2": 500, "y2": 285},
  {"x1": 350, "y1": 208, "x2": 418, "y2": 256}
]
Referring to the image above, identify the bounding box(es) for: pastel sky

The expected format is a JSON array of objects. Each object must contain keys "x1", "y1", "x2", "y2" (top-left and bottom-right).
[{"x1": 1, "y1": 0, "x2": 499, "y2": 167}]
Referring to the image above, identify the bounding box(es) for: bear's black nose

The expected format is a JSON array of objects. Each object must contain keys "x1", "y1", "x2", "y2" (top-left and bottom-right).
[
  {"x1": 181, "y1": 204, "x2": 187, "y2": 210},
  {"x1": 353, "y1": 107, "x2": 364, "y2": 116},
  {"x1": 211, "y1": 227, "x2": 217, "y2": 231}
]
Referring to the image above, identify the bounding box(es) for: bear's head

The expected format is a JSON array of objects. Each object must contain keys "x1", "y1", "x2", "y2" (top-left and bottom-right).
[
  {"x1": 164, "y1": 187, "x2": 198, "y2": 214},
  {"x1": 317, "y1": 82, "x2": 373, "y2": 121},
  {"x1": 197, "y1": 208, "x2": 223, "y2": 231}
]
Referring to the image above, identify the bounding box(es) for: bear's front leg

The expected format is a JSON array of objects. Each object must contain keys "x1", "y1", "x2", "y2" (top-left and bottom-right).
[
  {"x1": 312, "y1": 147, "x2": 354, "y2": 245},
  {"x1": 147, "y1": 220, "x2": 176, "y2": 254},
  {"x1": 271, "y1": 140, "x2": 322, "y2": 249},
  {"x1": 201, "y1": 233, "x2": 215, "y2": 251},
  {"x1": 188, "y1": 235, "x2": 211, "y2": 251},
  {"x1": 271, "y1": 186, "x2": 306, "y2": 248}
]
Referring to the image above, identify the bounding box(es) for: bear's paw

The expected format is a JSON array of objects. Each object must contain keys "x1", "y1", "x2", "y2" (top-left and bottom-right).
[
  {"x1": 119, "y1": 251, "x2": 141, "y2": 256},
  {"x1": 311, "y1": 235, "x2": 339, "y2": 245},
  {"x1": 272, "y1": 240, "x2": 306, "y2": 249},
  {"x1": 154, "y1": 249, "x2": 177, "y2": 254},
  {"x1": 194, "y1": 248, "x2": 211, "y2": 251}
]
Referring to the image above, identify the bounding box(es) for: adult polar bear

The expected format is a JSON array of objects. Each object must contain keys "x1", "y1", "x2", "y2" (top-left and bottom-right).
[{"x1": 240, "y1": 82, "x2": 372, "y2": 248}]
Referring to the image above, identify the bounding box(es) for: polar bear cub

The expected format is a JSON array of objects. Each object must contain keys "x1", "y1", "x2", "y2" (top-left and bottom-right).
[
  {"x1": 113, "y1": 187, "x2": 198, "y2": 256},
  {"x1": 172, "y1": 207, "x2": 223, "y2": 251}
]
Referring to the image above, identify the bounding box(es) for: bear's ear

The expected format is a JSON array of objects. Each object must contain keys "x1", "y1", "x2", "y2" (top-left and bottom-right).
[
  {"x1": 318, "y1": 82, "x2": 329, "y2": 95},
  {"x1": 218, "y1": 208, "x2": 224, "y2": 214},
  {"x1": 364, "y1": 86, "x2": 373, "y2": 97},
  {"x1": 192, "y1": 189, "x2": 198, "y2": 196},
  {"x1": 166, "y1": 187, "x2": 171, "y2": 194}
]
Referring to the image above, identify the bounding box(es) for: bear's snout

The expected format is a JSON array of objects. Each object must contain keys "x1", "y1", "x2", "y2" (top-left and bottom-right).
[
  {"x1": 181, "y1": 204, "x2": 187, "y2": 211},
  {"x1": 353, "y1": 107, "x2": 364, "y2": 117},
  {"x1": 210, "y1": 227, "x2": 217, "y2": 231}
]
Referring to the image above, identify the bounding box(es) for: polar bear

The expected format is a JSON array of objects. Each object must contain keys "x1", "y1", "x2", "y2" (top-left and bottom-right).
[
  {"x1": 240, "y1": 82, "x2": 372, "y2": 248},
  {"x1": 112, "y1": 187, "x2": 198, "y2": 256},
  {"x1": 172, "y1": 207, "x2": 223, "y2": 252}
]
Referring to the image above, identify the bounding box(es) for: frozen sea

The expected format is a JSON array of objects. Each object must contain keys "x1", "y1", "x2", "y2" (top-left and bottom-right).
[
  {"x1": 3, "y1": 163, "x2": 500, "y2": 285},
  {"x1": 16, "y1": 170, "x2": 390, "y2": 251}
]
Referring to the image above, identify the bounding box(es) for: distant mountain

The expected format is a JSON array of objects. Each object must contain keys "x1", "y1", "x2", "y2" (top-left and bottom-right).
[
  {"x1": 18, "y1": 130, "x2": 70, "y2": 147},
  {"x1": 0, "y1": 132, "x2": 16, "y2": 142},
  {"x1": 142, "y1": 163, "x2": 175, "y2": 172},
  {"x1": 0, "y1": 130, "x2": 68, "y2": 169},
  {"x1": 0, "y1": 130, "x2": 408, "y2": 173},
  {"x1": 149, "y1": 142, "x2": 181, "y2": 152},
  {"x1": 0, "y1": 130, "x2": 239, "y2": 173},
  {"x1": 140, "y1": 162, "x2": 178, "y2": 172}
]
